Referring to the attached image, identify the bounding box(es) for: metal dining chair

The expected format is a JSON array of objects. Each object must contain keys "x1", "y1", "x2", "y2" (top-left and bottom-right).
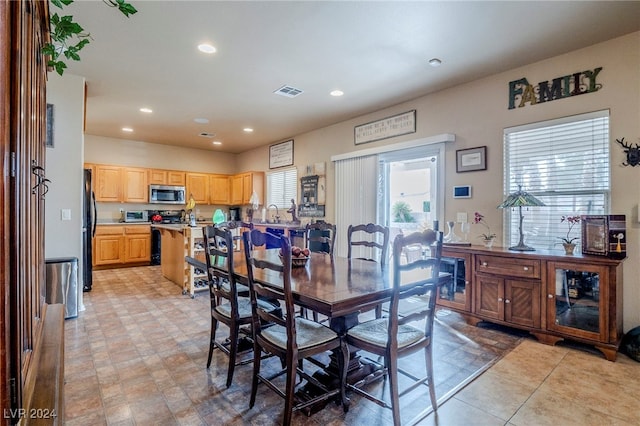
[
  {"x1": 346, "y1": 229, "x2": 443, "y2": 426},
  {"x1": 203, "y1": 225, "x2": 279, "y2": 387},
  {"x1": 243, "y1": 229, "x2": 349, "y2": 425},
  {"x1": 347, "y1": 223, "x2": 390, "y2": 318}
]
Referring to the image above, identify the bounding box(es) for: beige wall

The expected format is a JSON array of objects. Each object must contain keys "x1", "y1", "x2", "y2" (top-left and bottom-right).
[
  {"x1": 238, "y1": 32, "x2": 640, "y2": 331},
  {"x1": 45, "y1": 72, "x2": 86, "y2": 310}
]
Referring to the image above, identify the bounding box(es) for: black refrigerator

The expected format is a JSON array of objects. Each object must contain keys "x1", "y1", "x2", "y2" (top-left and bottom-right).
[{"x1": 82, "y1": 168, "x2": 96, "y2": 292}]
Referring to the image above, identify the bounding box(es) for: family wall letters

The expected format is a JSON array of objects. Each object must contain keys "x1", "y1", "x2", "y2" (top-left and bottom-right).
[{"x1": 508, "y1": 67, "x2": 603, "y2": 110}]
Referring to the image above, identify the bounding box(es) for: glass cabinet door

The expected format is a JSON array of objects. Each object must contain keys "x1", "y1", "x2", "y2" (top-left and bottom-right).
[
  {"x1": 437, "y1": 252, "x2": 471, "y2": 312},
  {"x1": 547, "y1": 261, "x2": 607, "y2": 342}
]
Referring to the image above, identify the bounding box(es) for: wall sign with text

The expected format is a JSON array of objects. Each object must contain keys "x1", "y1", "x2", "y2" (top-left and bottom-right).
[
  {"x1": 354, "y1": 110, "x2": 416, "y2": 145},
  {"x1": 269, "y1": 140, "x2": 294, "y2": 169},
  {"x1": 508, "y1": 67, "x2": 602, "y2": 110}
]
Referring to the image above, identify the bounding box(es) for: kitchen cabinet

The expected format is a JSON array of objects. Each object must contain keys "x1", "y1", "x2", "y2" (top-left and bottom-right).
[
  {"x1": 435, "y1": 245, "x2": 624, "y2": 360},
  {"x1": 93, "y1": 164, "x2": 149, "y2": 203},
  {"x1": 186, "y1": 172, "x2": 210, "y2": 204},
  {"x1": 93, "y1": 225, "x2": 151, "y2": 267},
  {"x1": 123, "y1": 225, "x2": 151, "y2": 263},
  {"x1": 209, "y1": 174, "x2": 230, "y2": 205},
  {"x1": 123, "y1": 167, "x2": 149, "y2": 203},
  {"x1": 231, "y1": 172, "x2": 264, "y2": 205},
  {"x1": 150, "y1": 169, "x2": 186, "y2": 186},
  {"x1": 94, "y1": 164, "x2": 122, "y2": 202}
]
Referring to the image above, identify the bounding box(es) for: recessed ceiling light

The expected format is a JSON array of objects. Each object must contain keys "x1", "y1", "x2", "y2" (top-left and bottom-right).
[
  {"x1": 428, "y1": 58, "x2": 442, "y2": 67},
  {"x1": 212, "y1": 141, "x2": 222, "y2": 146},
  {"x1": 122, "y1": 127, "x2": 133, "y2": 132},
  {"x1": 330, "y1": 90, "x2": 344, "y2": 97},
  {"x1": 139, "y1": 107, "x2": 152, "y2": 113},
  {"x1": 193, "y1": 118, "x2": 209, "y2": 124},
  {"x1": 198, "y1": 43, "x2": 216, "y2": 54},
  {"x1": 243, "y1": 128, "x2": 254, "y2": 133}
]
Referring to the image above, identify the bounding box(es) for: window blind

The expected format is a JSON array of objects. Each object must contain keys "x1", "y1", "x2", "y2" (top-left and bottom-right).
[
  {"x1": 334, "y1": 155, "x2": 379, "y2": 258},
  {"x1": 266, "y1": 168, "x2": 297, "y2": 209},
  {"x1": 503, "y1": 110, "x2": 610, "y2": 250}
]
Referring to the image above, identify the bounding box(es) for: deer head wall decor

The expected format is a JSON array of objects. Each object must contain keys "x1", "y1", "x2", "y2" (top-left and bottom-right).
[{"x1": 616, "y1": 138, "x2": 640, "y2": 167}]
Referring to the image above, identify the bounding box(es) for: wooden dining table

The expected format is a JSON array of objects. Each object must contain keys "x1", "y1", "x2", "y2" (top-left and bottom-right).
[{"x1": 188, "y1": 248, "x2": 450, "y2": 414}]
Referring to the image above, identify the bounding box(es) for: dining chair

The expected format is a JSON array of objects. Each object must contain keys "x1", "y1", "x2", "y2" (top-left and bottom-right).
[
  {"x1": 346, "y1": 229, "x2": 443, "y2": 426},
  {"x1": 203, "y1": 225, "x2": 279, "y2": 387},
  {"x1": 243, "y1": 229, "x2": 350, "y2": 425},
  {"x1": 305, "y1": 221, "x2": 336, "y2": 256},
  {"x1": 347, "y1": 223, "x2": 390, "y2": 318}
]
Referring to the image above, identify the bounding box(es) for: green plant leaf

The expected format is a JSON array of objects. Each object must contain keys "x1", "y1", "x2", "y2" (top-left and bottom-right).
[
  {"x1": 45, "y1": 0, "x2": 137, "y2": 75},
  {"x1": 50, "y1": 0, "x2": 74, "y2": 10}
]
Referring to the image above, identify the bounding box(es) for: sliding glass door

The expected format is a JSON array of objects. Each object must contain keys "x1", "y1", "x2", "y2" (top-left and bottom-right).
[{"x1": 378, "y1": 145, "x2": 443, "y2": 239}]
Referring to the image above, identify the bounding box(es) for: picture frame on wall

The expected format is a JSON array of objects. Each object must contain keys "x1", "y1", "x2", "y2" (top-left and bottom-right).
[
  {"x1": 456, "y1": 146, "x2": 486, "y2": 172},
  {"x1": 269, "y1": 139, "x2": 294, "y2": 169}
]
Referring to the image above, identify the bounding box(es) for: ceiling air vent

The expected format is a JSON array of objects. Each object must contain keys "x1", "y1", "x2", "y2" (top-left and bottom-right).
[
  {"x1": 274, "y1": 85, "x2": 303, "y2": 98},
  {"x1": 198, "y1": 132, "x2": 216, "y2": 138}
]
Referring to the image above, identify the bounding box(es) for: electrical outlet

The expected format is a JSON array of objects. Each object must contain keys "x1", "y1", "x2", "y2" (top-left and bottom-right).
[
  {"x1": 457, "y1": 212, "x2": 468, "y2": 223},
  {"x1": 119, "y1": 208, "x2": 124, "y2": 214}
]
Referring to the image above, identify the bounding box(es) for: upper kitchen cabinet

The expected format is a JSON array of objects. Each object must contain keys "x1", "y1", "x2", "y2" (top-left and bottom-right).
[
  {"x1": 231, "y1": 172, "x2": 264, "y2": 205},
  {"x1": 186, "y1": 172, "x2": 210, "y2": 204},
  {"x1": 149, "y1": 169, "x2": 186, "y2": 186},
  {"x1": 123, "y1": 167, "x2": 149, "y2": 203},
  {"x1": 94, "y1": 164, "x2": 122, "y2": 202},
  {"x1": 93, "y1": 164, "x2": 148, "y2": 203},
  {"x1": 209, "y1": 174, "x2": 230, "y2": 205}
]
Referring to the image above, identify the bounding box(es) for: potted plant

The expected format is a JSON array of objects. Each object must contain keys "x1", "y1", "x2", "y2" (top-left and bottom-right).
[
  {"x1": 558, "y1": 215, "x2": 581, "y2": 255},
  {"x1": 474, "y1": 212, "x2": 496, "y2": 248}
]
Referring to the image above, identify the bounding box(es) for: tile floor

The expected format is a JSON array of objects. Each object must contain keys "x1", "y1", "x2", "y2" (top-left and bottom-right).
[{"x1": 64, "y1": 266, "x2": 639, "y2": 425}]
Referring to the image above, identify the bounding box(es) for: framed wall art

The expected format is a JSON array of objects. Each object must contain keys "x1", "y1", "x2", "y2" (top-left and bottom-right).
[
  {"x1": 269, "y1": 139, "x2": 294, "y2": 169},
  {"x1": 456, "y1": 146, "x2": 486, "y2": 172},
  {"x1": 354, "y1": 110, "x2": 416, "y2": 145}
]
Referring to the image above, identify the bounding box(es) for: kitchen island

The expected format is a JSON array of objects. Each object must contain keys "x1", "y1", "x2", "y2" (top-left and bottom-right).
[{"x1": 153, "y1": 221, "x2": 306, "y2": 297}]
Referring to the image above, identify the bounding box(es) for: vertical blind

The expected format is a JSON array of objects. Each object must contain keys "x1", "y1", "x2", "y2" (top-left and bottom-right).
[
  {"x1": 334, "y1": 155, "x2": 378, "y2": 258},
  {"x1": 266, "y1": 168, "x2": 298, "y2": 209},
  {"x1": 503, "y1": 110, "x2": 610, "y2": 250}
]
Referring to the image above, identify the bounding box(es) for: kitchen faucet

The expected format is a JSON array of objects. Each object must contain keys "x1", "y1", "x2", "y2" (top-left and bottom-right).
[{"x1": 268, "y1": 204, "x2": 280, "y2": 223}]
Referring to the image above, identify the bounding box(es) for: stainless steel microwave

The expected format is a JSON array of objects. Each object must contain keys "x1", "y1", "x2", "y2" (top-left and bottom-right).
[{"x1": 149, "y1": 185, "x2": 186, "y2": 205}]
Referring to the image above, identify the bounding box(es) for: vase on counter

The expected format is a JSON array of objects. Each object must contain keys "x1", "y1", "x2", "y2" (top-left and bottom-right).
[
  {"x1": 444, "y1": 221, "x2": 461, "y2": 243},
  {"x1": 563, "y1": 242, "x2": 576, "y2": 255},
  {"x1": 483, "y1": 237, "x2": 495, "y2": 248}
]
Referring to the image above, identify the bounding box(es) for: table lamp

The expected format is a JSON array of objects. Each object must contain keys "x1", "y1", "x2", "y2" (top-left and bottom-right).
[{"x1": 497, "y1": 185, "x2": 545, "y2": 251}]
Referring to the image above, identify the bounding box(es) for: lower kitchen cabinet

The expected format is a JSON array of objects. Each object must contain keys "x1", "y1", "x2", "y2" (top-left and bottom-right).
[
  {"x1": 436, "y1": 245, "x2": 624, "y2": 361},
  {"x1": 94, "y1": 224, "x2": 151, "y2": 268}
]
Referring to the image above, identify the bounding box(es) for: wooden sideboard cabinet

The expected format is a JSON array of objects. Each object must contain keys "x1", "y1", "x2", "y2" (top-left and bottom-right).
[{"x1": 438, "y1": 245, "x2": 624, "y2": 361}]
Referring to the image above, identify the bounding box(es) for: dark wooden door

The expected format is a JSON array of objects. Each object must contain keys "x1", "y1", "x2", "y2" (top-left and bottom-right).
[{"x1": 1, "y1": 0, "x2": 49, "y2": 418}]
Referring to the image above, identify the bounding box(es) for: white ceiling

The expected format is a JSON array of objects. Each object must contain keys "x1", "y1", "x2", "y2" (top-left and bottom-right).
[{"x1": 62, "y1": 1, "x2": 640, "y2": 154}]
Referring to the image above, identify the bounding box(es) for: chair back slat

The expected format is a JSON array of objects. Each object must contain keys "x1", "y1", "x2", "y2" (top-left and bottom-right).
[
  {"x1": 347, "y1": 223, "x2": 390, "y2": 264},
  {"x1": 387, "y1": 229, "x2": 443, "y2": 343},
  {"x1": 203, "y1": 225, "x2": 241, "y2": 317},
  {"x1": 243, "y1": 229, "x2": 298, "y2": 349},
  {"x1": 305, "y1": 221, "x2": 336, "y2": 256}
]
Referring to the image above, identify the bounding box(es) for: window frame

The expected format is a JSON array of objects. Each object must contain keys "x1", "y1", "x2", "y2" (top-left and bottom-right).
[
  {"x1": 266, "y1": 167, "x2": 298, "y2": 210},
  {"x1": 502, "y1": 110, "x2": 610, "y2": 250}
]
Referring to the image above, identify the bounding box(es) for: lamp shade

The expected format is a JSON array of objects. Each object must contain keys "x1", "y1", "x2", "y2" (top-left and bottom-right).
[{"x1": 498, "y1": 185, "x2": 545, "y2": 251}]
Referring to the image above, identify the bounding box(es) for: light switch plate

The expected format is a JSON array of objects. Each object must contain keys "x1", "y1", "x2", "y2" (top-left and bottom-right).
[
  {"x1": 456, "y1": 212, "x2": 468, "y2": 223},
  {"x1": 61, "y1": 209, "x2": 72, "y2": 221}
]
